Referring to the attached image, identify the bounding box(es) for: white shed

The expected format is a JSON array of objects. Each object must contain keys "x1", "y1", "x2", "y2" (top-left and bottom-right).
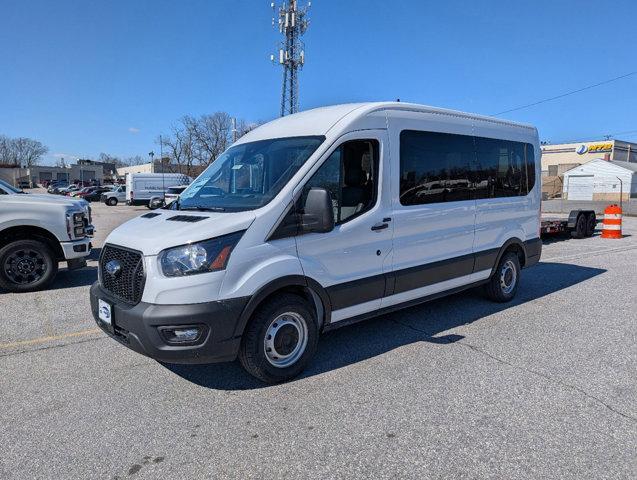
[{"x1": 562, "y1": 159, "x2": 637, "y2": 201}]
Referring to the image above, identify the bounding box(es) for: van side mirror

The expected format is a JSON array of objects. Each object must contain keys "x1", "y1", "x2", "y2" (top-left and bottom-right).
[{"x1": 301, "y1": 188, "x2": 334, "y2": 233}]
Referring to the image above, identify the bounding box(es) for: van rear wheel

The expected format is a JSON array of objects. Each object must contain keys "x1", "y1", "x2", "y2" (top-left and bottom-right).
[
  {"x1": 239, "y1": 294, "x2": 319, "y2": 384},
  {"x1": 106, "y1": 197, "x2": 117, "y2": 206},
  {"x1": 484, "y1": 252, "x2": 520, "y2": 303}
]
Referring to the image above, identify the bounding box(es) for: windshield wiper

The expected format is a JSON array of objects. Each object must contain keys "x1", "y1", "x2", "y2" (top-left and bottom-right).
[{"x1": 180, "y1": 205, "x2": 226, "y2": 212}]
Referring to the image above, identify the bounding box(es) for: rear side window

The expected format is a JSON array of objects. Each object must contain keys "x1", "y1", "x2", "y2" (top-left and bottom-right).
[
  {"x1": 400, "y1": 131, "x2": 474, "y2": 205},
  {"x1": 399, "y1": 130, "x2": 536, "y2": 205},
  {"x1": 473, "y1": 137, "x2": 535, "y2": 199}
]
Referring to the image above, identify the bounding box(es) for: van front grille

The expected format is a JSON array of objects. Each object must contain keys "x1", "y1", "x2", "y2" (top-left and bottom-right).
[{"x1": 100, "y1": 244, "x2": 145, "y2": 304}]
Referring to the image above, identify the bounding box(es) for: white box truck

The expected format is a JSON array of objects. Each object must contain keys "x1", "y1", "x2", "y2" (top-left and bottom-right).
[
  {"x1": 125, "y1": 173, "x2": 192, "y2": 207},
  {"x1": 91, "y1": 102, "x2": 541, "y2": 383}
]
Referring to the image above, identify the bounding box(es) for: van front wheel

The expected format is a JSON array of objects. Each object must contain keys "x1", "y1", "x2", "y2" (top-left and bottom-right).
[
  {"x1": 239, "y1": 294, "x2": 319, "y2": 383},
  {"x1": 484, "y1": 252, "x2": 520, "y2": 303}
]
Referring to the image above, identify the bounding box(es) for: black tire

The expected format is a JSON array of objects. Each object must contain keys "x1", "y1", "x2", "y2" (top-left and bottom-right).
[
  {"x1": 484, "y1": 252, "x2": 520, "y2": 303},
  {"x1": 585, "y1": 214, "x2": 596, "y2": 237},
  {"x1": 106, "y1": 197, "x2": 117, "y2": 206},
  {"x1": 239, "y1": 293, "x2": 319, "y2": 384},
  {"x1": 0, "y1": 239, "x2": 58, "y2": 293},
  {"x1": 571, "y1": 214, "x2": 587, "y2": 239}
]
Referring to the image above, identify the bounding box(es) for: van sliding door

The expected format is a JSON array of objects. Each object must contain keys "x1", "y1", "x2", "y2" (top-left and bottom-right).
[{"x1": 383, "y1": 114, "x2": 478, "y2": 308}]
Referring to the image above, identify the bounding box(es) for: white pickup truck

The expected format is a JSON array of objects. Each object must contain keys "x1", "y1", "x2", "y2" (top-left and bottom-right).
[{"x1": 0, "y1": 179, "x2": 94, "y2": 292}]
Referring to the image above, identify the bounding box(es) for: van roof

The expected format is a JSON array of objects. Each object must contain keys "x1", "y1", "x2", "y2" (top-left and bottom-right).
[{"x1": 236, "y1": 102, "x2": 536, "y2": 144}]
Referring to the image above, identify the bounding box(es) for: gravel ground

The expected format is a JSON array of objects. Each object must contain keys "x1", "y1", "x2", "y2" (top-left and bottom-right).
[{"x1": 0, "y1": 200, "x2": 635, "y2": 479}]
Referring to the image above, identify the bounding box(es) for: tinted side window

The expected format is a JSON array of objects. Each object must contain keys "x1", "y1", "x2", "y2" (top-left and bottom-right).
[
  {"x1": 525, "y1": 143, "x2": 536, "y2": 193},
  {"x1": 302, "y1": 139, "x2": 379, "y2": 224},
  {"x1": 473, "y1": 137, "x2": 529, "y2": 198},
  {"x1": 399, "y1": 130, "x2": 473, "y2": 206}
]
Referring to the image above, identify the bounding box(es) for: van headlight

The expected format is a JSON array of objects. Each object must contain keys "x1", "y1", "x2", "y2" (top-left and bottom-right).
[{"x1": 159, "y1": 231, "x2": 244, "y2": 277}]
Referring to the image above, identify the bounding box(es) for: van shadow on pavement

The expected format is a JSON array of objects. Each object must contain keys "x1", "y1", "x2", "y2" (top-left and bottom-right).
[{"x1": 164, "y1": 261, "x2": 606, "y2": 390}]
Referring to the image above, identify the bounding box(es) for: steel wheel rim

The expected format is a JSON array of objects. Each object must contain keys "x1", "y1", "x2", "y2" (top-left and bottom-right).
[
  {"x1": 500, "y1": 259, "x2": 517, "y2": 295},
  {"x1": 264, "y1": 312, "x2": 308, "y2": 368},
  {"x1": 3, "y1": 248, "x2": 47, "y2": 285}
]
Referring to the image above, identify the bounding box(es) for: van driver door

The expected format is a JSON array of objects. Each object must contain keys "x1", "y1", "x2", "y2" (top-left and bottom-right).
[{"x1": 294, "y1": 130, "x2": 394, "y2": 323}]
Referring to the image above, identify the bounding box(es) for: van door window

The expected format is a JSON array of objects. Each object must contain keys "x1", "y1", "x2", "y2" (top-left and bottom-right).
[
  {"x1": 301, "y1": 139, "x2": 379, "y2": 224},
  {"x1": 399, "y1": 130, "x2": 473, "y2": 205}
]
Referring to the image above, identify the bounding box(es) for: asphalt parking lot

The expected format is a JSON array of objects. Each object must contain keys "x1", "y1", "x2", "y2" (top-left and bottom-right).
[{"x1": 1, "y1": 202, "x2": 636, "y2": 479}]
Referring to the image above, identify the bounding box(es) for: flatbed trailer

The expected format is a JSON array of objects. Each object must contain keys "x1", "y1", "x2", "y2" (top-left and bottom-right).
[{"x1": 541, "y1": 209, "x2": 597, "y2": 239}]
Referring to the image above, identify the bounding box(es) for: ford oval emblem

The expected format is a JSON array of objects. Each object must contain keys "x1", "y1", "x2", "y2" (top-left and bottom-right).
[{"x1": 105, "y1": 259, "x2": 122, "y2": 277}]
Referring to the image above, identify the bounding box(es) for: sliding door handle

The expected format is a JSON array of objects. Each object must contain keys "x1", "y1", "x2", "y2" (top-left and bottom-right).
[{"x1": 371, "y1": 222, "x2": 389, "y2": 231}]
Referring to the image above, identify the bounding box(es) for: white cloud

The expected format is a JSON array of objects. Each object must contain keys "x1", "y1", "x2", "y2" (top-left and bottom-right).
[{"x1": 128, "y1": 127, "x2": 140, "y2": 134}]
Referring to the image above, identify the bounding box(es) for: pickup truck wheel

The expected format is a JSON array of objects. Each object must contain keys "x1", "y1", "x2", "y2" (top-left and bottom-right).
[
  {"x1": 106, "y1": 197, "x2": 117, "y2": 206},
  {"x1": 484, "y1": 252, "x2": 520, "y2": 303},
  {"x1": 0, "y1": 240, "x2": 58, "y2": 293},
  {"x1": 239, "y1": 294, "x2": 319, "y2": 384}
]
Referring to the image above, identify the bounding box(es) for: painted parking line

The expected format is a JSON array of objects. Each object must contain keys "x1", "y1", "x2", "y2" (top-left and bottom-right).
[{"x1": 0, "y1": 328, "x2": 101, "y2": 350}]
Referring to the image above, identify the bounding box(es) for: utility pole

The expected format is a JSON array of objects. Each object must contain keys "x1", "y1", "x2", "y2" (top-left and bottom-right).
[
  {"x1": 232, "y1": 117, "x2": 238, "y2": 143},
  {"x1": 271, "y1": 1, "x2": 311, "y2": 117}
]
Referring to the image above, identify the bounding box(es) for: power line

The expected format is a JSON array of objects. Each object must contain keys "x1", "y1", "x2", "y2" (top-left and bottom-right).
[
  {"x1": 494, "y1": 71, "x2": 637, "y2": 116},
  {"x1": 608, "y1": 128, "x2": 637, "y2": 137}
]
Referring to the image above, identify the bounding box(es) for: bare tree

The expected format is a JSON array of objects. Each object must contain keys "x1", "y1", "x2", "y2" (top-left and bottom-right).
[
  {"x1": 183, "y1": 112, "x2": 232, "y2": 167},
  {"x1": 0, "y1": 135, "x2": 48, "y2": 167},
  {"x1": 0, "y1": 135, "x2": 13, "y2": 165},
  {"x1": 12, "y1": 137, "x2": 48, "y2": 167},
  {"x1": 158, "y1": 125, "x2": 196, "y2": 177},
  {"x1": 98, "y1": 152, "x2": 122, "y2": 166},
  {"x1": 235, "y1": 119, "x2": 262, "y2": 139},
  {"x1": 122, "y1": 155, "x2": 145, "y2": 167},
  {"x1": 158, "y1": 112, "x2": 261, "y2": 174}
]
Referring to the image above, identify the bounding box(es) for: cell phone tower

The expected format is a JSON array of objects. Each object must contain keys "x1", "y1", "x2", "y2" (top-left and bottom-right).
[{"x1": 270, "y1": 1, "x2": 311, "y2": 117}]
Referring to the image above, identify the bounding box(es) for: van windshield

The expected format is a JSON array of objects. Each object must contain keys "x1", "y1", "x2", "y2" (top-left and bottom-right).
[{"x1": 176, "y1": 136, "x2": 324, "y2": 212}]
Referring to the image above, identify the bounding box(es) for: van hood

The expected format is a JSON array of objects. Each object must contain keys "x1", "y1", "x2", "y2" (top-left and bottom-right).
[{"x1": 105, "y1": 210, "x2": 257, "y2": 255}]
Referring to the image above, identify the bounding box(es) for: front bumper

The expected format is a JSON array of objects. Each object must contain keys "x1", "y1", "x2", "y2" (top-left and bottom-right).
[
  {"x1": 90, "y1": 282, "x2": 249, "y2": 364},
  {"x1": 60, "y1": 237, "x2": 93, "y2": 259}
]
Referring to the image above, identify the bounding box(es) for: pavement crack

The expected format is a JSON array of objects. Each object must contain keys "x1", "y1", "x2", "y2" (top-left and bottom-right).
[
  {"x1": 0, "y1": 336, "x2": 106, "y2": 359},
  {"x1": 390, "y1": 318, "x2": 637, "y2": 424}
]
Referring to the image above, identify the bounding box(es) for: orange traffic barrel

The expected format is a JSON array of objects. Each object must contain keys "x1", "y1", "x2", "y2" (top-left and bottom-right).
[{"x1": 601, "y1": 204, "x2": 622, "y2": 239}]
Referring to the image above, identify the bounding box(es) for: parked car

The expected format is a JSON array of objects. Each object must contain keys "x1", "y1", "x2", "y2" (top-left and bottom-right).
[
  {"x1": 48, "y1": 182, "x2": 69, "y2": 194},
  {"x1": 164, "y1": 185, "x2": 189, "y2": 204},
  {"x1": 90, "y1": 102, "x2": 541, "y2": 383},
  {"x1": 60, "y1": 185, "x2": 81, "y2": 195},
  {"x1": 70, "y1": 186, "x2": 96, "y2": 198},
  {"x1": 0, "y1": 178, "x2": 93, "y2": 292},
  {"x1": 82, "y1": 186, "x2": 114, "y2": 202},
  {"x1": 101, "y1": 185, "x2": 126, "y2": 206},
  {"x1": 148, "y1": 185, "x2": 189, "y2": 209}
]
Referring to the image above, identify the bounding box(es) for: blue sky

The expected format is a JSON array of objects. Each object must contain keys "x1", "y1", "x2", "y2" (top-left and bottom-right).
[{"x1": 1, "y1": 0, "x2": 636, "y2": 165}]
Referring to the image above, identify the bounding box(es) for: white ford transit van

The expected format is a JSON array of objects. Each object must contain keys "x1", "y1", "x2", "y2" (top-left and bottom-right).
[{"x1": 90, "y1": 102, "x2": 541, "y2": 383}]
